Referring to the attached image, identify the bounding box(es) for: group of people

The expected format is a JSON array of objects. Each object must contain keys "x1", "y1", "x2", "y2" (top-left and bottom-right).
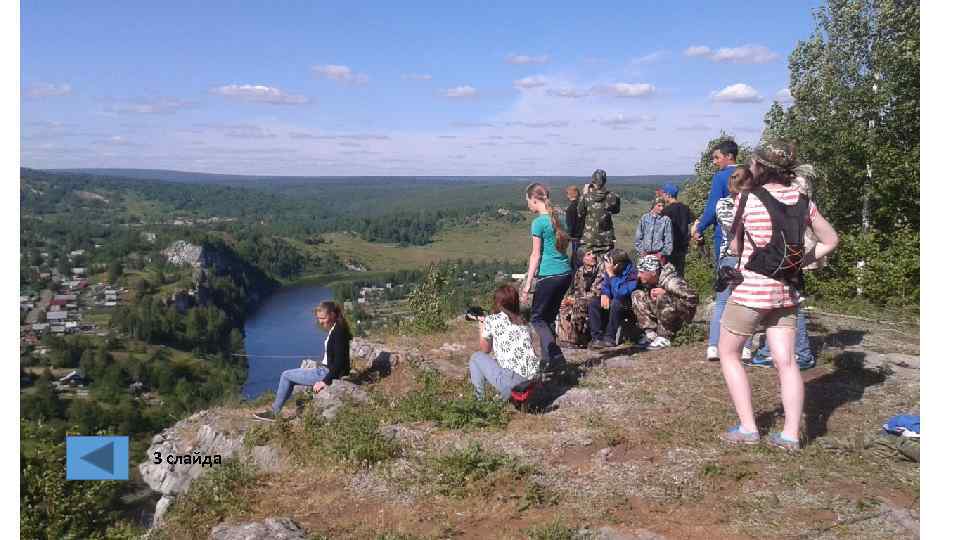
[{"x1": 258, "y1": 137, "x2": 840, "y2": 451}]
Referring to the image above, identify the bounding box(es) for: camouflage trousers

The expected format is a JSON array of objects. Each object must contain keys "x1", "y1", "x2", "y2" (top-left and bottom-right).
[
  {"x1": 630, "y1": 289, "x2": 697, "y2": 339},
  {"x1": 557, "y1": 299, "x2": 591, "y2": 347}
]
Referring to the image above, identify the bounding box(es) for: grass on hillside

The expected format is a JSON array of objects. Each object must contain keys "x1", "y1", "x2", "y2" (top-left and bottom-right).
[{"x1": 299, "y1": 201, "x2": 650, "y2": 276}]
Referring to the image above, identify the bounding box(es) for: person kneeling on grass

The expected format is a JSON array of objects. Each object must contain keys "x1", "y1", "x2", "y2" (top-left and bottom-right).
[
  {"x1": 630, "y1": 257, "x2": 699, "y2": 350},
  {"x1": 254, "y1": 301, "x2": 352, "y2": 421},
  {"x1": 587, "y1": 248, "x2": 638, "y2": 350},
  {"x1": 469, "y1": 284, "x2": 540, "y2": 400}
]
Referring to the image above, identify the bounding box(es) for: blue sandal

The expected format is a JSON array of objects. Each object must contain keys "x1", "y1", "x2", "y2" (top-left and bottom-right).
[
  {"x1": 766, "y1": 432, "x2": 801, "y2": 451},
  {"x1": 719, "y1": 425, "x2": 760, "y2": 445}
]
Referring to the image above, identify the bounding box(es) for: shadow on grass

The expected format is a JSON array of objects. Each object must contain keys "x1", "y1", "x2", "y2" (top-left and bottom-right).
[
  {"x1": 809, "y1": 328, "x2": 867, "y2": 355},
  {"x1": 348, "y1": 351, "x2": 395, "y2": 385},
  {"x1": 755, "y1": 351, "x2": 888, "y2": 442},
  {"x1": 522, "y1": 344, "x2": 648, "y2": 414}
]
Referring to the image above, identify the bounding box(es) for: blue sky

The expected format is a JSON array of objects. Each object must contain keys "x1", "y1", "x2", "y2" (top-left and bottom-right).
[{"x1": 21, "y1": 0, "x2": 822, "y2": 176}]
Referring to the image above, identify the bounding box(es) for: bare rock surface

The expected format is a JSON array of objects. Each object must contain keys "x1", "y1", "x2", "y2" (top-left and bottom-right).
[{"x1": 209, "y1": 517, "x2": 308, "y2": 540}]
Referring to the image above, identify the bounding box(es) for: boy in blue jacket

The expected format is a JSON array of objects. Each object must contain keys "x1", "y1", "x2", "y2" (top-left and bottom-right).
[{"x1": 587, "y1": 249, "x2": 638, "y2": 349}]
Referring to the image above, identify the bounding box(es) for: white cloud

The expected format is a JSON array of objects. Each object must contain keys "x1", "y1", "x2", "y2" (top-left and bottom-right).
[
  {"x1": 710, "y1": 83, "x2": 764, "y2": 103},
  {"x1": 684, "y1": 45, "x2": 712, "y2": 58},
  {"x1": 775, "y1": 88, "x2": 794, "y2": 103},
  {"x1": 711, "y1": 45, "x2": 778, "y2": 64},
  {"x1": 546, "y1": 88, "x2": 589, "y2": 99},
  {"x1": 594, "y1": 82, "x2": 656, "y2": 98},
  {"x1": 506, "y1": 53, "x2": 550, "y2": 65},
  {"x1": 632, "y1": 51, "x2": 668, "y2": 64},
  {"x1": 685, "y1": 44, "x2": 778, "y2": 64},
  {"x1": 109, "y1": 97, "x2": 196, "y2": 114},
  {"x1": 444, "y1": 85, "x2": 477, "y2": 98},
  {"x1": 197, "y1": 123, "x2": 277, "y2": 139},
  {"x1": 288, "y1": 132, "x2": 390, "y2": 140},
  {"x1": 594, "y1": 113, "x2": 655, "y2": 127},
  {"x1": 677, "y1": 123, "x2": 713, "y2": 131},
  {"x1": 210, "y1": 84, "x2": 309, "y2": 105},
  {"x1": 402, "y1": 73, "x2": 433, "y2": 81},
  {"x1": 26, "y1": 83, "x2": 72, "y2": 98},
  {"x1": 513, "y1": 75, "x2": 548, "y2": 89},
  {"x1": 311, "y1": 64, "x2": 369, "y2": 84},
  {"x1": 503, "y1": 120, "x2": 569, "y2": 128},
  {"x1": 450, "y1": 121, "x2": 495, "y2": 128}
]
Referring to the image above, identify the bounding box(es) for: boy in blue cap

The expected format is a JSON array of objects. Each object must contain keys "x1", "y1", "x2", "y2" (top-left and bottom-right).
[{"x1": 658, "y1": 182, "x2": 693, "y2": 278}]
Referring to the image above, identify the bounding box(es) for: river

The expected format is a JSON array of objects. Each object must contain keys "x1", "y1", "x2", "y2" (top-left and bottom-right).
[{"x1": 241, "y1": 283, "x2": 333, "y2": 399}]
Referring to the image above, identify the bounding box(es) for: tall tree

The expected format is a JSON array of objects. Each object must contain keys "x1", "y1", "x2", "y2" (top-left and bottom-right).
[{"x1": 776, "y1": 0, "x2": 919, "y2": 236}]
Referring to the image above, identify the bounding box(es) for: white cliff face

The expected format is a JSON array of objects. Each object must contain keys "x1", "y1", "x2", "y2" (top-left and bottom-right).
[
  {"x1": 162, "y1": 240, "x2": 204, "y2": 268},
  {"x1": 140, "y1": 338, "x2": 415, "y2": 529},
  {"x1": 139, "y1": 408, "x2": 283, "y2": 526}
]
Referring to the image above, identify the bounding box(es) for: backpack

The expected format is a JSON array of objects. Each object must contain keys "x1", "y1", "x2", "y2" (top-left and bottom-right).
[{"x1": 731, "y1": 188, "x2": 809, "y2": 290}]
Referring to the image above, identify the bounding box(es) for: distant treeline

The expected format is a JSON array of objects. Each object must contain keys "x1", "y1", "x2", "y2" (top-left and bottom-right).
[{"x1": 22, "y1": 168, "x2": 661, "y2": 247}]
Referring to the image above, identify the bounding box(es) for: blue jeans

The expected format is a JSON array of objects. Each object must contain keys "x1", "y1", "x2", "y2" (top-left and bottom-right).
[
  {"x1": 570, "y1": 239, "x2": 581, "y2": 273},
  {"x1": 754, "y1": 307, "x2": 814, "y2": 365},
  {"x1": 531, "y1": 273, "x2": 572, "y2": 368},
  {"x1": 588, "y1": 295, "x2": 626, "y2": 342},
  {"x1": 708, "y1": 255, "x2": 738, "y2": 347},
  {"x1": 469, "y1": 352, "x2": 528, "y2": 400},
  {"x1": 272, "y1": 367, "x2": 329, "y2": 414}
]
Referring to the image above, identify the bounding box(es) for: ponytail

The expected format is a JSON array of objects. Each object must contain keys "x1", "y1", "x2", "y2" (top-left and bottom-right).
[
  {"x1": 525, "y1": 183, "x2": 570, "y2": 252},
  {"x1": 317, "y1": 301, "x2": 353, "y2": 340}
]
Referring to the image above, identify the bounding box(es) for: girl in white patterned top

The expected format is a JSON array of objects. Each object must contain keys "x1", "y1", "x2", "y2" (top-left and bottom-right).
[{"x1": 469, "y1": 284, "x2": 539, "y2": 400}]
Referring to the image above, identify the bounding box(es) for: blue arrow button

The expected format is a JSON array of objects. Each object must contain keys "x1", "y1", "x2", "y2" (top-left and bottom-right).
[{"x1": 66, "y1": 436, "x2": 128, "y2": 480}]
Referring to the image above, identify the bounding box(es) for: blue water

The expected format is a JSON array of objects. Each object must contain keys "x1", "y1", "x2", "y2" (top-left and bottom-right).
[{"x1": 242, "y1": 283, "x2": 333, "y2": 399}]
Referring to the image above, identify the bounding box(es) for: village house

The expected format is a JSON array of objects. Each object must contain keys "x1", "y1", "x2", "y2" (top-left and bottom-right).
[
  {"x1": 69, "y1": 249, "x2": 85, "y2": 258},
  {"x1": 32, "y1": 323, "x2": 49, "y2": 333},
  {"x1": 46, "y1": 311, "x2": 67, "y2": 322},
  {"x1": 71, "y1": 267, "x2": 86, "y2": 276}
]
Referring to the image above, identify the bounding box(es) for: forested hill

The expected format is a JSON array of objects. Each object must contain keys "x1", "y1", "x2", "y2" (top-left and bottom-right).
[
  {"x1": 50, "y1": 167, "x2": 685, "y2": 187},
  {"x1": 22, "y1": 167, "x2": 663, "y2": 248}
]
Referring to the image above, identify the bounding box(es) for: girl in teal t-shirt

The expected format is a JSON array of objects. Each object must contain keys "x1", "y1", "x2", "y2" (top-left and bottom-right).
[{"x1": 521, "y1": 183, "x2": 572, "y2": 371}]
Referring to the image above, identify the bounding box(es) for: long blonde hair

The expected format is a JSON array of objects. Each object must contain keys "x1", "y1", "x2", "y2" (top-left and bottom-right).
[{"x1": 525, "y1": 183, "x2": 570, "y2": 252}]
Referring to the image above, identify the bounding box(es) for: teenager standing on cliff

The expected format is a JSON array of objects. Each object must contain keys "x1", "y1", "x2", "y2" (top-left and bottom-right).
[
  {"x1": 520, "y1": 183, "x2": 572, "y2": 373},
  {"x1": 577, "y1": 169, "x2": 621, "y2": 256}
]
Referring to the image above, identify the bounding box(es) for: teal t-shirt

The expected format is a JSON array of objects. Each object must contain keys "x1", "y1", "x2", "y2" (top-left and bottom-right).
[{"x1": 531, "y1": 214, "x2": 571, "y2": 277}]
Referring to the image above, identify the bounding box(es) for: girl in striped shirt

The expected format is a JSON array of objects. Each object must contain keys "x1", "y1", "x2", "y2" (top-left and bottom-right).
[{"x1": 717, "y1": 140, "x2": 838, "y2": 451}]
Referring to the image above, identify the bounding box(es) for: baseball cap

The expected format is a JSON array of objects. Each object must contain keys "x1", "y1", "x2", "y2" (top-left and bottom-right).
[{"x1": 661, "y1": 183, "x2": 679, "y2": 198}]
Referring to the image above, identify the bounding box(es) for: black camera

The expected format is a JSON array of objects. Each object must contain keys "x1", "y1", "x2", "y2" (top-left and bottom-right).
[
  {"x1": 714, "y1": 265, "x2": 744, "y2": 292},
  {"x1": 464, "y1": 306, "x2": 487, "y2": 322}
]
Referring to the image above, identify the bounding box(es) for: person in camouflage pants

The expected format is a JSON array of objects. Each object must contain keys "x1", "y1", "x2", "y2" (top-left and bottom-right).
[
  {"x1": 577, "y1": 169, "x2": 621, "y2": 254},
  {"x1": 557, "y1": 248, "x2": 605, "y2": 347},
  {"x1": 630, "y1": 262, "x2": 699, "y2": 348}
]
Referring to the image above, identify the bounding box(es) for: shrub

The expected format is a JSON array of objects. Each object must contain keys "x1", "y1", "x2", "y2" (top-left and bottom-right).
[
  {"x1": 310, "y1": 405, "x2": 400, "y2": 468},
  {"x1": 524, "y1": 520, "x2": 581, "y2": 540},
  {"x1": 805, "y1": 228, "x2": 919, "y2": 308},
  {"x1": 429, "y1": 443, "x2": 532, "y2": 498},
  {"x1": 157, "y1": 459, "x2": 257, "y2": 539},
  {"x1": 391, "y1": 370, "x2": 508, "y2": 430}
]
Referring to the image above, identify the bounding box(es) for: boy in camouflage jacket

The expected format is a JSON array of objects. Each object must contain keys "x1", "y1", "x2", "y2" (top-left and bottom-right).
[
  {"x1": 557, "y1": 249, "x2": 605, "y2": 347},
  {"x1": 577, "y1": 169, "x2": 621, "y2": 254},
  {"x1": 630, "y1": 262, "x2": 699, "y2": 348}
]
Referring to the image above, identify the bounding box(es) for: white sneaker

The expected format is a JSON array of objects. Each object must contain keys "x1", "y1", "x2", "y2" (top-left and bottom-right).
[
  {"x1": 741, "y1": 347, "x2": 753, "y2": 361},
  {"x1": 648, "y1": 336, "x2": 671, "y2": 349},
  {"x1": 706, "y1": 346, "x2": 719, "y2": 361}
]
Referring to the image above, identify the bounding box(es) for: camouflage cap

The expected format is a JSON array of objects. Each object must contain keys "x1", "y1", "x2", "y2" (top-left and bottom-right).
[
  {"x1": 590, "y1": 169, "x2": 607, "y2": 189},
  {"x1": 753, "y1": 139, "x2": 798, "y2": 173},
  {"x1": 636, "y1": 254, "x2": 662, "y2": 273}
]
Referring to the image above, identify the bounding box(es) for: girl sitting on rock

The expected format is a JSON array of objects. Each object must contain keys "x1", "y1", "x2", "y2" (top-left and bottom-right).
[{"x1": 254, "y1": 301, "x2": 352, "y2": 421}]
